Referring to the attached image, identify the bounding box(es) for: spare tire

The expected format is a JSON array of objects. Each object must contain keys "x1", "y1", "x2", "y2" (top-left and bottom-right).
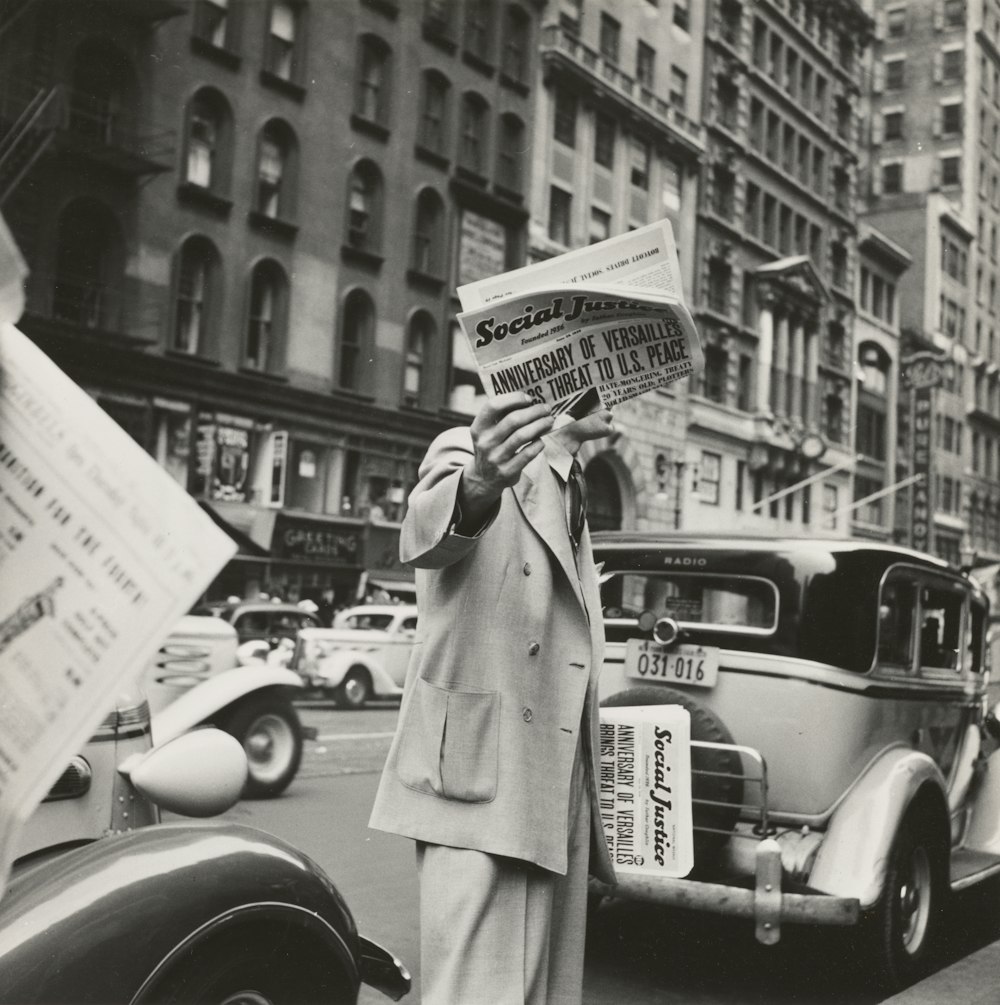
[{"x1": 601, "y1": 686, "x2": 744, "y2": 873}]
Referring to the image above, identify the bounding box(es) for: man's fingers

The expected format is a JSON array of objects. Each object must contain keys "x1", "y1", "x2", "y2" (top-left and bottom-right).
[
  {"x1": 494, "y1": 414, "x2": 555, "y2": 460},
  {"x1": 499, "y1": 438, "x2": 546, "y2": 479},
  {"x1": 471, "y1": 392, "x2": 535, "y2": 434}
]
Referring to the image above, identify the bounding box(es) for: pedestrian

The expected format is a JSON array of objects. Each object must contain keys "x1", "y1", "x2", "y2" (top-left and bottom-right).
[
  {"x1": 369, "y1": 391, "x2": 617, "y2": 1005},
  {"x1": 317, "y1": 587, "x2": 336, "y2": 627}
]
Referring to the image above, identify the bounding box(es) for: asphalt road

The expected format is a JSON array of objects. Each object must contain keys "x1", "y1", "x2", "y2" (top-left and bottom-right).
[{"x1": 218, "y1": 703, "x2": 1000, "y2": 1005}]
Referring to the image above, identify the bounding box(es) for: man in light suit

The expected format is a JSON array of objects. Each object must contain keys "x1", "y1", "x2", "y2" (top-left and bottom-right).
[{"x1": 369, "y1": 391, "x2": 616, "y2": 1005}]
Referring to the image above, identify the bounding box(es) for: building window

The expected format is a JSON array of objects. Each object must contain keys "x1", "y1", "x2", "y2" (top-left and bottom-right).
[
  {"x1": 411, "y1": 187, "x2": 444, "y2": 274},
  {"x1": 822, "y1": 483, "x2": 839, "y2": 529},
  {"x1": 636, "y1": 41, "x2": 656, "y2": 89},
  {"x1": 744, "y1": 182, "x2": 760, "y2": 237},
  {"x1": 495, "y1": 113, "x2": 525, "y2": 192},
  {"x1": 355, "y1": 35, "x2": 391, "y2": 126},
  {"x1": 854, "y1": 475, "x2": 885, "y2": 525},
  {"x1": 831, "y1": 241, "x2": 848, "y2": 288},
  {"x1": 674, "y1": 0, "x2": 690, "y2": 31},
  {"x1": 256, "y1": 121, "x2": 296, "y2": 219},
  {"x1": 824, "y1": 393, "x2": 845, "y2": 443},
  {"x1": 884, "y1": 110, "x2": 903, "y2": 140},
  {"x1": 173, "y1": 236, "x2": 219, "y2": 355},
  {"x1": 245, "y1": 260, "x2": 287, "y2": 372},
  {"x1": 589, "y1": 206, "x2": 611, "y2": 244},
  {"x1": 346, "y1": 161, "x2": 382, "y2": 252},
  {"x1": 184, "y1": 89, "x2": 231, "y2": 192},
  {"x1": 194, "y1": 0, "x2": 231, "y2": 49},
  {"x1": 265, "y1": 1, "x2": 299, "y2": 81},
  {"x1": 662, "y1": 158, "x2": 681, "y2": 212},
  {"x1": 670, "y1": 66, "x2": 688, "y2": 111},
  {"x1": 941, "y1": 102, "x2": 962, "y2": 135},
  {"x1": 882, "y1": 161, "x2": 903, "y2": 193},
  {"x1": 886, "y1": 6, "x2": 905, "y2": 37},
  {"x1": 554, "y1": 87, "x2": 576, "y2": 147},
  {"x1": 700, "y1": 345, "x2": 728, "y2": 402},
  {"x1": 464, "y1": 0, "x2": 494, "y2": 62},
  {"x1": 712, "y1": 165, "x2": 735, "y2": 220},
  {"x1": 886, "y1": 58, "x2": 905, "y2": 90},
  {"x1": 404, "y1": 312, "x2": 434, "y2": 408},
  {"x1": 501, "y1": 5, "x2": 529, "y2": 82},
  {"x1": 418, "y1": 70, "x2": 449, "y2": 155},
  {"x1": 857, "y1": 401, "x2": 887, "y2": 460},
  {"x1": 737, "y1": 355, "x2": 754, "y2": 411},
  {"x1": 549, "y1": 186, "x2": 571, "y2": 244},
  {"x1": 707, "y1": 257, "x2": 731, "y2": 313},
  {"x1": 458, "y1": 92, "x2": 488, "y2": 174},
  {"x1": 943, "y1": 47, "x2": 963, "y2": 82},
  {"x1": 944, "y1": 0, "x2": 964, "y2": 27},
  {"x1": 339, "y1": 289, "x2": 375, "y2": 392},
  {"x1": 698, "y1": 451, "x2": 721, "y2": 505},
  {"x1": 630, "y1": 136, "x2": 650, "y2": 189},
  {"x1": 718, "y1": 76, "x2": 739, "y2": 131},
  {"x1": 424, "y1": 0, "x2": 456, "y2": 38},
  {"x1": 599, "y1": 13, "x2": 620, "y2": 63},
  {"x1": 594, "y1": 112, "x2": 614, "y2": 168},
  {"x1": 941, "y1": 155, "x2": 960, "y2": 186}
]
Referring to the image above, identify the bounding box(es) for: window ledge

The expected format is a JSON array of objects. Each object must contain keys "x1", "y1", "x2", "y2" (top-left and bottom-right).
[
  {"x1": 361, "y1": 0, "x2": 399, "y2": 18},
  {"x1": 341, "y1": 244, "x2": 384, "y2": 270},
  {"x1": 259, "y1": 69, "x2": 307, "y2": 101},
  {"x1": 177, "y1": 182, "x2": 233, "y2": 217},
  {"x1": 164, "y1": 349, "x2": 222, "y2": 367},
  {"x1": 455, "y1": 166, "x2": 488, "y2": 188},
  {"x1": 190, "y1": 35, "x2": 242, "y2": 70},
  {"x1": 415, "y1": 145, "x2": 450, "y2": 171},
  {"x1": 247, "y1": 210, "x2": 299, "y2": 240},
  {"x1": 422, "y1": 22, "x2": 457, "y2": 53},
  {"x1": 462, "y1": 50, "x2": 496, "y2": 77},
  {"x1": 498, "y1": 72, "x2": 529, "y2": 97},
  {"x1": 492, "y1": 183, "x2": 524, "y2": 205},
  {"x1": 406, "y1": 268, "x2": 446, "y2": 293},
  {"x1": 350, "y1": 115, "x2": 390, "y2": 142},
  {"x1": 331, "y1": 387, "x2": 376, "y2": 404},
  {"x1": 237, "y1": 366, "x2": 289, "y2": 383}
]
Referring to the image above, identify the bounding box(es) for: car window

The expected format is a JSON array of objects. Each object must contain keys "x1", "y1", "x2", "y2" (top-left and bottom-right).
[
  {"x1": 401, "y1": 617, "x2": 418, "y2": 632},
  {"x1": 601, "y1": 572, "x2": 777, "y2": 633},
  {"x1": 236, "y1": 612, "x2": 269, "y2": 635},
  {"x1": 878, "y1": 575, "x2": 917, "y2": 669},
  {"x1": 918, "y1": 582, "x2": 964, "y2": 672},
  {"x1": 344, "y1": 613, "x2": 394, "y2": 630}
]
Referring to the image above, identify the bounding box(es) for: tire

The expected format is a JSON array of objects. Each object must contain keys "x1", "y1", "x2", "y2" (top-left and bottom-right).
[
  {"x1": 222, "y1": 693, "x2": 303, "y2": 799},
  {"x1": 863, "y1": 809, "x2": 946, "y2": 993},
  {"x1": 139, "y1": 925, "x2": 356, "y2": 1005},
  {"x1": 335, "y1": 667, "x2": 371, "y2": 710},
  {"x1": 601, "y1": 686, "x2": 744, "y2": 872}
]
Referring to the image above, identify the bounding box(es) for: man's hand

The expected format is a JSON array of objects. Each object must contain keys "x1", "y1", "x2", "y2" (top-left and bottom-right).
[{"x1": 456, "y1": 393, "x2": 554, "y2": 533}]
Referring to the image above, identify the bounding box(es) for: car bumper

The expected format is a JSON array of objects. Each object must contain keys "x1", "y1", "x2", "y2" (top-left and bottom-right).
[
  {"x1": 590, "y1": 838, "x2": 859, "y2": 944},
  {"x1": 358, "y1": 936, "x2": 411, "y2": 1001}
]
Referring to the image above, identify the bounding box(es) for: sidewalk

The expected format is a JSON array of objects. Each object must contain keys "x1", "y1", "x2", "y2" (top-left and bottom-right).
[{"x1": 882, "y1": 940, "x2": 1000, "y2": 1004}]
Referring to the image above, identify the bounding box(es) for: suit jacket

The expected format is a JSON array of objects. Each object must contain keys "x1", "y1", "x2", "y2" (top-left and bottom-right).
[{"x1": 369, "y1": 427, "x2": 615, "y2": 883}]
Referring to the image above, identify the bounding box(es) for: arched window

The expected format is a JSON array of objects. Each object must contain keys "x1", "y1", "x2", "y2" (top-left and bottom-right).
[
  {"x1": 459, "y1": 92, "x2": 489, "y2": 175},
  {"x1": 184, "y1": 88, "x2": 232, "y2": 192},
  {"x1": 355, "y1": 35, "x2": 392, "y2": 126},
  {"x1": 53, "y1": 198, "x2": 124, "y2": 330},
  {"x1": 418, "y1": 69, "x2": 450, "y2": 155},
  {"x1": 501, "y1": 5, "x2": 529, "y2": 82},
  {"x1": 404, "y1": 311, "x2": 435, "y2": 408},
  {"x1": 173, "y1": 235, "x2": 221, "y2": 355},
  {"x1": 346, "y1": 160, "x2": 383, "y2": 253},
  {"x1": 411, "y1": 187, "x2": 444, "y2": 275},
  {"x1": 255, "y1": 119, "x2": 297, "y2": 219},
  {"x1": 266, "y1": 1, "x2": 301, "y2": 81},
  {"x1": 496, "y1": 112, "x2": 525, "y2": 193},
  {"x1": 245, "y1": 259, "x2": 288, "y2": 372},
  {"x1": 339, "y1": 289, "x2": 375, "y2": 392},
  {"x1": 464, "y1": 0, "x2": 494, "y2": 62}
]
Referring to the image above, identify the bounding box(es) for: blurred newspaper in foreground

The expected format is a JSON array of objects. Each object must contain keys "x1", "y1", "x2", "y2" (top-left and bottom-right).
[{"x1": 457, "y1": 219, "x2": 702, "y2": 419}]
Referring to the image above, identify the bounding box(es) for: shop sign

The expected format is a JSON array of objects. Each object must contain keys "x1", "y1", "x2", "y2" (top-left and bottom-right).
[
  {"x1": 910, "y1": 389, "x2": 932, "y2": 554},
  {"x1": 273, "y1": 514, "x2": 361, "y2": 565},
  {"x1": 458, "y1": 211, "x2": 507, "y2": 288},
  {"x1": 193, "y1": 417, "x2": 252, "y2": 504}
]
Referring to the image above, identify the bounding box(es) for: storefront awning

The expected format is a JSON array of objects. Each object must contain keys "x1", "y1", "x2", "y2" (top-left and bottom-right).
[{"x1": 199, "y1": 501, "x2": 274, "y2": 557}]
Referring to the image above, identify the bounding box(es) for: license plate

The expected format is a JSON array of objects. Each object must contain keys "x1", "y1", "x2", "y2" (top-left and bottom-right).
[{"x1": 624, "y1": 640, "x2": 719, "y2": 688}]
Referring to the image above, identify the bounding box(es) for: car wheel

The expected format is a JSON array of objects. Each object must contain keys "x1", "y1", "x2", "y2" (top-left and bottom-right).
[
  {"x1": 138, "y1": 927, "x2": 356, "y2": 1005},
  {"x1": 601, "y1": 686, "x2": 744, "y2": 872},
  {"x1": 865, "y1": 808, "x2": 946, "y2": 992},
  {"x1": 222, "y1": 694, "x2": 303, "y2": 799},
  {"x1": 335, "y1": 667, "x2": 371, "y2": 710}
]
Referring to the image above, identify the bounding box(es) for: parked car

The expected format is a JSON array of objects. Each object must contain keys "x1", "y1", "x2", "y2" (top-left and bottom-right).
[
  {"x1": 591, "y1": 532, "x2": 999, "y2": 993},
  {"x1": 145, "y1": 613, "x2": 305, "y2": 798},
  {"x1": 292, "y1": 604, "x2": 418, "y2": 709},
  {"x1": 191, "y1": 599, "x2": 322, "y2": 647},
  {"x1": 2, "y1": 688, "x2": 410, "y2": 1004}
]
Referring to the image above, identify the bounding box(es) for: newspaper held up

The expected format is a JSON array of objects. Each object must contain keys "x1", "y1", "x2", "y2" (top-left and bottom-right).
[
  {"x1": 457, "y1": 219, "x2": 702, "y2": 418},
  {"x1": 599, "y1": 704, "x2": 693, "y2": 878},
  {"x1": 0, "y1": 322, "x2": 236, "y2": 896}
]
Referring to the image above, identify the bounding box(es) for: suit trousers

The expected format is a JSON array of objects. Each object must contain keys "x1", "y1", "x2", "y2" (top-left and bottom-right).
[{"x1": 415, "y1": 737, "x2": 591, "y2": 1005}]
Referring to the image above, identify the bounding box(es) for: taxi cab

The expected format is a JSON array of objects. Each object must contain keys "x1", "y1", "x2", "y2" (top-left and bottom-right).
[{"x1": 591, "y1": 532, "x2": 999, "y2": 993}]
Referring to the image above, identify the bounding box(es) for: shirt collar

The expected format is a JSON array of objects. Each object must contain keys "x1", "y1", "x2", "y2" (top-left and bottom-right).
[{"x1": 543, "y1": 434, "x2": 576, "y2": 482}]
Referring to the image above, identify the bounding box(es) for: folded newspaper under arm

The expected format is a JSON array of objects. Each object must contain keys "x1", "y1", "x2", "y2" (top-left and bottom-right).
[{"x1": 456, "y1": 219, "x2": 703, "y2": 417}]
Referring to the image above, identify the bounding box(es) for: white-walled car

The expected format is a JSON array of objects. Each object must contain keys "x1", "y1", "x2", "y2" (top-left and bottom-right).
[{"x1": 292, "y1": 604, "x2": 418, "y2": 709}]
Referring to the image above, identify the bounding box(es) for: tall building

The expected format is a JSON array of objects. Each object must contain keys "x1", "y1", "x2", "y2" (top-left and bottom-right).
[
  {"x1": 862, "y1": 0, "x2": 1000, "y2": 566},
  {"x1": 530, "y1": 0, "x2": 704, "y2": 531},
  {"x1": 0, "y1": 0, "x2": 542, "y2": 602},
  {"x1": 686, "y1": 0, "x2": 872, "y2": 536}
]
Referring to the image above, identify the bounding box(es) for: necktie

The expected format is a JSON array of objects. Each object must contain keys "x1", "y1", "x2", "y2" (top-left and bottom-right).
[{"x1": 567, "y1": 458, "x2": 588, "y2": 550}]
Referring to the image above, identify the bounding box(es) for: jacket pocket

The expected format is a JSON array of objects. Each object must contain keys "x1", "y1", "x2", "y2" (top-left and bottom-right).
[{"x1": 396, "y1": 678, "x2": 499, "y2": 803}]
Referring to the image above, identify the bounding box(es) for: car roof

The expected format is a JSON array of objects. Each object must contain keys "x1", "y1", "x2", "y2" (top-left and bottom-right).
[
  {"x1": 202, "y1": 601, "x2": 319, "y2": 615},
  {"x1": 342, "y1": 604, "x2": 417, "y2": 617}
]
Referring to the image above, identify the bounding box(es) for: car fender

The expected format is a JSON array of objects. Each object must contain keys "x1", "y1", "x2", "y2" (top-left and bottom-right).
[
  {"x1": 0, "y1": 823, "x2": 358, "y2": 1005},
  {"x1": 808, "y1": 746, "x2": 948, "y2": 910},
  {"x1": 314, "y1": 650, "x2": 397, "y2": 695},
  {"x1": 152, "y1": 667, "x2": 303, "y2": 746}
]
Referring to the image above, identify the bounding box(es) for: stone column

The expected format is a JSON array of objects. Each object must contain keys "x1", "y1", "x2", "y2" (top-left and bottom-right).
[
  {"x1": 757, "y1": 295, "x2": 774, "y2": 414},
  {"x1": 804, "y1": 317, "x2": 819, "y2": 427},
  {"x1": 789, "y1": 313, "x2": 804, "y2": 420},
  {"x1": 773, "y1": 311, "x2": 790, "y2": 415}
]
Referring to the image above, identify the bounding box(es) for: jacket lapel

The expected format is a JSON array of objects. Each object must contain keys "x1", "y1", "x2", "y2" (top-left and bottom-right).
[{"x1": 513, "y1": 455, "x2": 585, "y2": 611}]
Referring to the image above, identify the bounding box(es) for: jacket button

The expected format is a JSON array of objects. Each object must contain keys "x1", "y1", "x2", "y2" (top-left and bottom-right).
[
  {"x1": 528, "y1": 641, "x2": 540, "y2": 655},
  {"x1": 523, "y1": 707, "x2": 533, "y2": 722},
  {"x1": 523, "y1": 562, "x2": 532, "y2": 576}
]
